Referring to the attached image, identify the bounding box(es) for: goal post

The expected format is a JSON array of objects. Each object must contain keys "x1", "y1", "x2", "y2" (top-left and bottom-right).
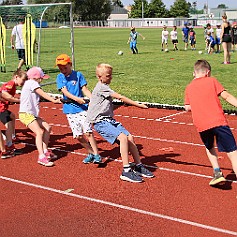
[{"x1": 0, "y1": 2, "x2": 75, "y2": 72}]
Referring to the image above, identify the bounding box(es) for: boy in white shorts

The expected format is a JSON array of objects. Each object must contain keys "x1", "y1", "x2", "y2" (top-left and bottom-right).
[
  {"x1": 161, "y1": 25, "x2": 169, "y2": 51},
  {"x1": 56, "y1": 54, "x2": 101, "y2": 164},
  {"x1": 19, "y1": 67, "x2": 61, "y2": 166}
]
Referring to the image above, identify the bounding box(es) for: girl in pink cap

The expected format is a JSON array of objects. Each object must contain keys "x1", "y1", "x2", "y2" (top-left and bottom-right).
[{"x1": 19, "y1": 67, "x2": 61, "y2": 166}]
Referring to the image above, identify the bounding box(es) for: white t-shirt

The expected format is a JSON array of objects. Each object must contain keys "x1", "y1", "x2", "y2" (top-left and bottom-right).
[
  {"x1": 162, "y1": 30, "x2": 169, "y2": 40},
  {"x1": 11, "y1": 23, "x2": 24, "y2": 49},
  {"x1": 216, "y1": 28, "x2": 222, "y2": 38},
  {"x1": 19, "y1": 79, "x2": 41, "y2": 117},
  {"x1": 170, "y1": 30, "x2": 178, "y2": 40}
]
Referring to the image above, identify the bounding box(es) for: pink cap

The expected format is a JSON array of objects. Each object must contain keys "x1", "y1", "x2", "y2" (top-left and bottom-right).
[{"x1": 27, "y1": 67, "x2": 50, "y2": 79}]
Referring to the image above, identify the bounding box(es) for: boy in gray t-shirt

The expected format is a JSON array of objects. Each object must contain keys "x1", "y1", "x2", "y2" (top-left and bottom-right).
[{"x1": 87, "y1": 63, "x2": 155, "y2": 183}]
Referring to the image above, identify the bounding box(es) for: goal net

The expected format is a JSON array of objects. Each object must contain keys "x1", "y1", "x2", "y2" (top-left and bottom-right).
[{"x1": 0, "y1": 3, "x2": 75, "y2": 72}]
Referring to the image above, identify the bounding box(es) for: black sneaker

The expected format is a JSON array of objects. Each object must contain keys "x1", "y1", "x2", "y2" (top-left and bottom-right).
[
  {"x1": 209, "y1": 171, "x2": 226, "y2": 186},
  {"x1": 120, "y1": 170, "x2": 143, "y2": 183},
  {"x1": 134, "y1": 165, "x2": 155, "y2": 178}
]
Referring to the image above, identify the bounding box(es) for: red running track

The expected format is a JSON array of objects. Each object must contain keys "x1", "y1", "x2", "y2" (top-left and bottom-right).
[{"x1": 0, "y1": 102, "x2": 237, "y2": 237}]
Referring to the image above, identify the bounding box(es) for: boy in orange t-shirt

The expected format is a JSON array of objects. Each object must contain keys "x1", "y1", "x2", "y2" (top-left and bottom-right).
[{"x1": 185, "y1": 59, "x2": 237, "y2": 186}]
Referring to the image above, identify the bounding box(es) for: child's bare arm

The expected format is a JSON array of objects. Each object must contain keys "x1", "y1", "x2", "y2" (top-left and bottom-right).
[
  {"x1": 220, "y1": 91, "x2": 237, "y2": 107},
  {"x1": 61, "y1": 87, "x2": 87, "y2": 104},
  {"x1": 35, "y1": 88, "x2": 61, "y2": 103},
  {"x1": 112, "y1": 92, "x2": 148, "y2": 109},
  {"x1": 82, "y1": 85, "x2": 92, "y2": 98},
  {"x1": 1, "y1": 91, "x2": 20, "y2": 103}
]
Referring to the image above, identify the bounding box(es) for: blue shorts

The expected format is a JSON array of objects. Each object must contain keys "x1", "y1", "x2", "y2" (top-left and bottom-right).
[
  {"x1": 130, "y1": 41, "x2": 137, "y2": 49},
  {"x1": 200, "y1": 126, "x2": 237, "y2": 152},
  {"x1": 94, "y1": 119, "x2": 130, "y2": 144},
  {"x1": 183, "y1": 35, "x2": 189, "y2": 43},
  {"x1": 216, "y1": 37, "x2": 221, "y2": 45}
]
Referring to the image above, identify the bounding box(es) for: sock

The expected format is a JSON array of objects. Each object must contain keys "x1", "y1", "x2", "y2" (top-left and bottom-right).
[
  {"x1": 44, "y1": 149, "x2": 48, "y2": 154},
  {"x1": 39, "y1": 154, "x2": 45, "y2": 159},
  {"x1": 6, "y1": 141, "x2": 12, "y2": 147},
  {"x1": 123, "y1": 165, "x2": 131, "y2": 172},
  {"x1": 214, "y1": 168, "x2": 221, "y2": 173}
]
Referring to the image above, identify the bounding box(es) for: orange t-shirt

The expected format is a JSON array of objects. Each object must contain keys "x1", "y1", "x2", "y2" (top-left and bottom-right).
[
  {"x1": 184, "y1": 76, "x2": 228, "y2": 132},
  {"x1": 0, "y1": 80, "x2": 16, "y2": 112}
]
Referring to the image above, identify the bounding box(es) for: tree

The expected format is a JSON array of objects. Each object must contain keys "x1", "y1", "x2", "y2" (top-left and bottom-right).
[
  {"x1": 169, "y1": 0, "x2": 189, "y2": 17},
  {"x1": 217, "y1": 4, "x2": 228, "y2": 9},
  {"x1": 111, "y1": 0, "x2": 123, "y2": 7},
  {"x1": 73, "y1": 0, "x2": 111, "y2": 21},
  {"x1": 148, "y1": 0, "x2": 169, "y2": 18},
  {"x1": 130, "y1": 0, "x2": 149, "y2": 18},
  {"x1": 1, "y1": 0, "x2": 23, "y2": 4}
]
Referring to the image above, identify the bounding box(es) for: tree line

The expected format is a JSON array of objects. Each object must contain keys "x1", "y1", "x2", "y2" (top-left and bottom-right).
[{"x1": 0, "y1": 0, "x2": 228, "y2": 21}]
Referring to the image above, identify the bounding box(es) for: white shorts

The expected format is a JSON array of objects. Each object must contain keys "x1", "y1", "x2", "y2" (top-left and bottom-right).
[
  {"x1": 66, "y1": 111, "x2": 92, "y2": 138},
  {"x1": 162, "y1": 38, "x2": 168, "y2": 44}
]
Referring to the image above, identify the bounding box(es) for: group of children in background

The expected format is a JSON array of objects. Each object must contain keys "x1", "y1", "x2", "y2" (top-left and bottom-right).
[{"x1": 160, "y1": 21, "x2": 237, "y2": 54}]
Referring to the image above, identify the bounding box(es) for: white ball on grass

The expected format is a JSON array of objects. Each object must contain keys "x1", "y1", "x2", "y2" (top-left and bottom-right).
[
  {"x1": 164, "y1": 48, "x2": 169, "y2": 52},
  {"x1": 118, "y1": 51, "x2": 123, "y2": 55},
  {"x1": 198, "y1": 50, "x2": 203, "y2": 54}
]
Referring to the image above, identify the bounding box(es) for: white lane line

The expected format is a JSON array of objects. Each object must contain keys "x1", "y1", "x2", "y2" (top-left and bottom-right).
[
  {"x1": 1, "y1": 176, "x2": 237, "y2": 236},
  {"x1": 12, "y1": 142, "x2": 237, "y2": 184}
]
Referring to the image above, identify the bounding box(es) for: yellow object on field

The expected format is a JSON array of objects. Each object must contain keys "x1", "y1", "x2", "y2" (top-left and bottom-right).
[
  {"x1": 23, "y1": 14, "x2": 36, "y2": 67},
  {"x1": 0, "y1": 16, "x2": 6, "y2": 72}
]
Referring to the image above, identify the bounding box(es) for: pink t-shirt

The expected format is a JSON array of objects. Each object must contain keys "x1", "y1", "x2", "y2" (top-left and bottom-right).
[{"x1": 184, "y1": 76, "x2": 228, "y2": 132}]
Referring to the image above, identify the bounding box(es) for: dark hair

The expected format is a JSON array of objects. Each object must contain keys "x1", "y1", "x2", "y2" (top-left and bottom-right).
[{"x1": 194, "y1": 60, "x2": 211, "y2": 72}]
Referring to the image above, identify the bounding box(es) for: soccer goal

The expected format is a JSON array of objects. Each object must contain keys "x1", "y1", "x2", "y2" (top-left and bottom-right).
[{"x1": 0, "y1": 3, "x2": 75, "y2": 72}]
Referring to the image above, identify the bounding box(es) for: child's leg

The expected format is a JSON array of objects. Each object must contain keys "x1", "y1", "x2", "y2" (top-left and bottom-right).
[
  {"x1": 205, "y1": 147, "x2": 220, "y2": 169},
  {"x1": 37, "y1": 118, "x2": 51, "y2": 151},
  {"x1": 85, "y1": 132, "x2": 99, "y2": 155},
  {"x1": 9, "y1": 112, "x2": 16, "y2": 138},
  {"x1": 77, "y1": 135, "x2": 94, "y2": 154},
  {"x1": 117, "y1": 133, "x2": 129, "y2": 166},
  {"x1": 28, "y1": 120, "x2": 44, "y2": 156},
  {"x1": 127, "y1": 134, "x2": 141, "y2": 164},
  {"x1": 226, "y1": 150, "x2": 237, "y2": 177},
  {"x1": 5, "y1": 121, "x2": 14, "y2": 147},
  {"x1": 0, "y1": 131, "x2": 5, "y2": 152}
]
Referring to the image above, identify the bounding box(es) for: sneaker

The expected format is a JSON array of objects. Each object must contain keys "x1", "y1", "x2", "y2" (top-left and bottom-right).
[
  {"x1": 134, "y1": 164, "x2": 155, "y2": 178},
  {"x1": 83, "y1": 154, "x2": 94, "y2": 164},
  {"x1": 45, "y1": 150, "x2": 57, "y2": 160},
  {"x1": 6, "y1": 144, "x2": 22, "y2": 155},
  {"x1": 38, "y1": 156, "x2": 54, "y2": 167},
  {"x1": 6, "y1": 144, "x2": 15, "y2": 152},
  {"x1": 93, "y1": 154, "x2": 102, "y2": 163},
  {"x1": 209, "y1": 171, "x2": 226, "y2": 186},
  {"x1": 1, "y1": 150, "x2": 14, "y2": 159},
  {"x1": 120, "y1": 170, "x2": 143, "y2": 183}
]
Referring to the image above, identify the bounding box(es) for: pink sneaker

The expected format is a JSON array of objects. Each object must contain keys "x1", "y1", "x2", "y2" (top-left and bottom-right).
[
  {"x1": 45, "y1": 150, "x2": 57, "y2": 160},
  {"x1": 38, "y1": 156, "x2": 54, "y2": 167}
]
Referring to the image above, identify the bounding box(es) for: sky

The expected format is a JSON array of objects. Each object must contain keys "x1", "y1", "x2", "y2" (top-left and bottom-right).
[{"x1": 122, "y1": 0, "x2": 237, "y2": 9}]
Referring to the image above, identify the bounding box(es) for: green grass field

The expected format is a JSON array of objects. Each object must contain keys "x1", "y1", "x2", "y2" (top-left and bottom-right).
[{"x1": 1, "y1": 27, "x2": 237, "y2": 109}]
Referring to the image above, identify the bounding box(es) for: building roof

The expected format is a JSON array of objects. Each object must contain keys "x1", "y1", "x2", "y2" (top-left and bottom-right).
[{"x1": 111, "y1": 5, "x2": 128, "y2": 14}]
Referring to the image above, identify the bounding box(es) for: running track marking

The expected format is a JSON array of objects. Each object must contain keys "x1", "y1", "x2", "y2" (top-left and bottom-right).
[
  {"x1": 1, "y1": 175, "x2": 237, "y2": 236},
  {"x1": 42, "y1": 106, "x2": 237, "y2": 129},
  {"x1": 13, "y1": 142, "x2": 237, "y2": 184}
]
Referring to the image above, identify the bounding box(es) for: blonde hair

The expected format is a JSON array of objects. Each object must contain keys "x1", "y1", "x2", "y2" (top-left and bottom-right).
[
  {"x1": 13, "y1": 69, "x2": 27, "y2": 79},
  {"x1": 194, "y1": 60, "x2": 211, "y2": 73},
  {"x1": 96, "y1": 63, "x2": 113, "y2": 77}
]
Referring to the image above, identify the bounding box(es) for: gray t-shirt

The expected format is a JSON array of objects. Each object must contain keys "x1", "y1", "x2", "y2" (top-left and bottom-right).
[{"x1": 87, "y1": 81, "x2": 114, "y2": 124}]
